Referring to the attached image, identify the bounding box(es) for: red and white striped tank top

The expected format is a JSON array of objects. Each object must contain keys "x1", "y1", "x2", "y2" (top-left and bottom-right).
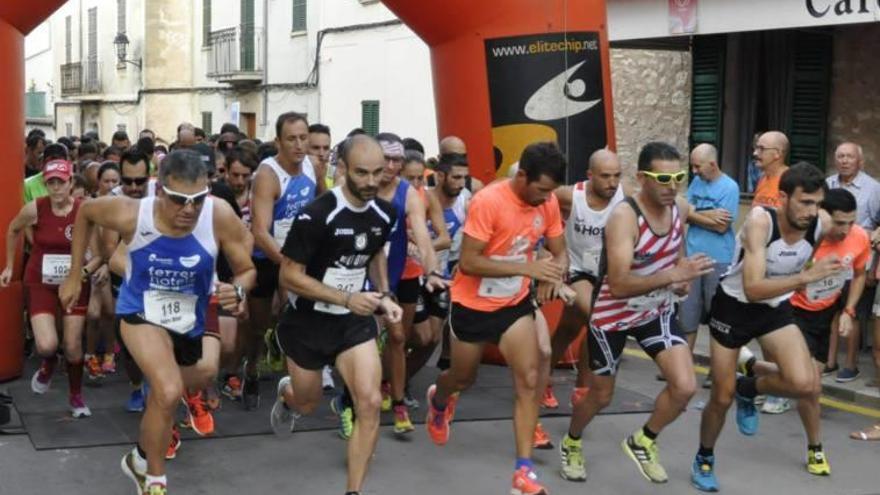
[{"x1": 591, "y1": 197, "x2": 683, "y2": 332}]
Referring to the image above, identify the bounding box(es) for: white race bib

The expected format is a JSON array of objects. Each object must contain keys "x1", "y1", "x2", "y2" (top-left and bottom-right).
[
  {"x1": 316, "y1": 267, "x2": 366, "y2": 315},
  {"x1": 626, "y1": 289, "x2": 671, "y2": 312},
  {"x1": 143, "y1": 290, "x2": 198, "y2": 334},
  {"x1": 41, "y1": 254, "x2": 71, "y2": 285},
  {"x1": 582, "y1": 249, "x2": 601, "y2": 276},
  {"x1": 478, "y1": 254, "x2": 526, "y2": 298},
  {"x1": 273, "y1": 218, "x2": 293, "y2": 247},
  {"x1": 806, "y1": 268, "x2": 853, "y2": 302}
]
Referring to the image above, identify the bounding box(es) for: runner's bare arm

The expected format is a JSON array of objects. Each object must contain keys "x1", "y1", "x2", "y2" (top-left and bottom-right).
[
  {"x1": 215, "y1": 200, "x2": 257, "y2": 292},
  {"x1": 83, "y1": 228, "x2": 104, "y2": 275},
  {"x1": 554, "y1": 185, "x2": 574, "y2": 220},
  {"x1": 406, "y1": 187, "x2": 439, "y2": 274},
  {"x1": 250, "y1": 166, "x2": 283, "y2": 264},
  {"x1": 0, "y1": 201, "x2": 37, "y2": 285},
  {"x1": 280, "y1": 257, "x2": 352, "y2": 308},
  {"x1": 425, "y1": 190, "x2": 451, "y2": 252},
  {"x1": 108, "y1": 242, "x2": 127, "y2": 277},
  {"x1": 458, "y1": 233, "x2": 563, "y2": 283}
]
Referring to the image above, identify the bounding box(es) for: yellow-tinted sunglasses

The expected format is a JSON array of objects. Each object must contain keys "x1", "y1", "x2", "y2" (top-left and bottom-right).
[{"x1": 642, "y1": 170, "x2": 687, "y2": 185}]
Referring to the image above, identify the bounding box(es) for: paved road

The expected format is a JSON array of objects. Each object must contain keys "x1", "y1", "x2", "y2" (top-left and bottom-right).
[{"x1": 1, "y1": 352, "x2": 878, "y2": 495}]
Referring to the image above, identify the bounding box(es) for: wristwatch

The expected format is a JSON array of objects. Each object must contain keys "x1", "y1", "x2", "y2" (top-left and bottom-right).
[
  {"x1": 81, "y1": 267, "x2": 90, "y2": 282},
  {"x1": 233, "y1": 284, "x2": 246, "y2": 303}
]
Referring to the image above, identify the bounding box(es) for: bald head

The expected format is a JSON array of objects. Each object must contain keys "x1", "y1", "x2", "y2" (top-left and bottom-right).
[
  {"x1": 439, "y1": 136, "x2": 467, "y2": 155},
  {"x1": 690, "y1": 143, "x2": 720, "y2": 181},
  {"x1": 754, "y1": 131, "x2": 789, "y2": 171},
  {"x1": 341, "y1": 135, "x2": 384, "y2": 203},
  {"x1": 690, "y1": 143, "x2": 717, "y2": 164},
  {"x1": 588, "y1": 149, "x2": 619, "y2": 172},
  {"x1": 587, "y1": 149, "x2": 622, "y2": 200}
]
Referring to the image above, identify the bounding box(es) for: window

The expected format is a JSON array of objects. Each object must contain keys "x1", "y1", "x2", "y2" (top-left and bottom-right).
[
  {"x1": 117, "y1": 123, "x2": 127, "y2": 132},
  {"x1": 292, "y1": 0, "x2": 307, "y2": 32},
  {"x1": 787, "y1": 31, "x2": 832, "y2": 171},
  {"x1": 202, "y1": 112, "x2": 213, "y2": 135},
  {"x1": 241, "y1": 0, "x2": 255, "y2": 70},
  {"x1": 25, "y1": 92, "x2": 47, "y2": 118},
  {"x1": 203, "y1": 0, "x2": 211, "y2": 46},
  {"x1": 65, "y1": 123, "x2": 73, "y2": 136},
  {"x1": 117, "y1": 0, "x2": 126, "y2": 34},
  {"x1": 64, "y1": 16, "x2": 72, "y2": 64},
  {"x1": 361, "y1": 100, "x2": 380, "y2": 136},
  {"x1": 87, "y1": 7, "x2": 98, "y2": 92}
]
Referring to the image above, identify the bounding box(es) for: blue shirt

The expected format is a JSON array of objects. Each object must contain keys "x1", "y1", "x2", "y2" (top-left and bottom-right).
[
  {"x1": 252, "y1": 157, "x2": 317, "y2": 259},
  {"x1": 386, "y1": 179, "x2": 410, "y2": 291},
  {"x1": 686, "y1": 173, "x2": 740, "y2": 264}
]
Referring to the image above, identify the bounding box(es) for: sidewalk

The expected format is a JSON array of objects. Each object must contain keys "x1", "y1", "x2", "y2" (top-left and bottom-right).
[{"x1": 690, "y1": 327, "x2": 880, "y2": 408}]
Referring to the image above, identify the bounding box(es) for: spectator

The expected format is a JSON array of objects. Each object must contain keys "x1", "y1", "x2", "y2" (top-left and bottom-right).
[
  {"x1": 24, "y1": 133, "x2": 46, "y2": 178},
  {"x1": 111, "y1": 130, "x2": 131, "y2": 151}
]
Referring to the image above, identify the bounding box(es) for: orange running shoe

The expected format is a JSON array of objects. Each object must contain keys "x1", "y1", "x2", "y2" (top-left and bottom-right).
[
  {"x1": 85, "y1": 355, "x2": 103, "y2": 381},
  {"x1": 511, "y1": 466, "x2": 549, "y2": 495},
  {"x1": 183, "y1": 391, "x2": 215, "y2": 436},
  {"x1": 165, "y1": 426, "x2": 181, "y2": 460},
  {"x1": 447, "y1": 391, "x2": 460, "y2": 419},
  {"x1": 541, "y1": 385, "x2": 559, "y2": 409},
  {"x1": 533, "y1": 423, "x2": 553, "y2": 450},
  {"x1": 425, "y1": 384, "x2": 452, "y2": 445},
  {"x1": 221, "y1": 376, "x2": 242, "y2": 401},
  {"x1": 570, "y1": 386, "x2": 590, "y2": 408}
]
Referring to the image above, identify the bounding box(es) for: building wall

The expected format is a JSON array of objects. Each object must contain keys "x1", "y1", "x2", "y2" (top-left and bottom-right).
[
  {"x1": 609, "y1": 48, "x2": 692, "y2": 183},
  {"x1": 828, "y1": 23, "x2": 880, "y2": 177}
]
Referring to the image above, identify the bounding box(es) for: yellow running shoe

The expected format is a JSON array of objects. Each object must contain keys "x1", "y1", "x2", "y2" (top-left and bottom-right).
[
  {"x1": 806, "y1": 448, "x2": 830, "y2": 476},
  {"x1": 381, "y1": 381, "x2": 392, "y2": 412},
  {"x1": 393, "y1": 404, "x2": 415, "y2": 435}
]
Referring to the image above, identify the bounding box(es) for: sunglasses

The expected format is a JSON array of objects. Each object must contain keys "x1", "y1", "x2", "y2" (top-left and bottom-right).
[
  {"x1": 642, "y1": 171, "x2": 687, "y2": 185},
  {"x1": 121, "y1": 177, "x2": 149, "y2": 186},
  {"x1": 162, "y1": 186, "x2": 210, "y2": 206}
]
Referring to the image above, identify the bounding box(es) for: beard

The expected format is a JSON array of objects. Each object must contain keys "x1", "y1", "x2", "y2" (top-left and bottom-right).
[{"x1": 442, "y1": 182, "x2": 462, "y2": 197}]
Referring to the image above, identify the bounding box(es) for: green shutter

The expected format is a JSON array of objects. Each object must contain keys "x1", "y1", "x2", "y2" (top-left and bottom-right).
[
  {"x1": 787, "y1": 31, "x2": 832, "y2": 170},
  {"x1": 240, "y1": 0, "x2": 255, "y2": 71},
  {"x1": 25, "y1": 92, "x2": 46, "y2": 118},
  {"x1": 362, "y1": 100, "x2": 380, "y2": 136},
  {"x1": 203, "y1": 0, "x2": 211, "y2": 46},
  {"x1": 292, "y1": 0, "x2": 307, "y2": 32},
  {"x1": 202, "y1": 112, "x2": 213, "y2": 135},
  {"x1": 689, "y1": 35, "x2": 726, "y2": 152}
]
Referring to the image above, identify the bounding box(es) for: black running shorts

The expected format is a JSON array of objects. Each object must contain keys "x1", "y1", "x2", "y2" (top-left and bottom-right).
[
  {"x1": 448, "y1": 297, "x2": 536, "y2": 345},
  {"x1": 707, "y1": 288, "x2": 795, "y2": 350},
  {"x1": 276, "y1": 306, "x2": 378, "y2": 371},
  {"x1": 587, "y1": 309, "x2": 685, "y2": 376}
]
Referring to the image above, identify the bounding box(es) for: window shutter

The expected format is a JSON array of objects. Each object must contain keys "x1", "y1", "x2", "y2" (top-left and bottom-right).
[
  {"x1": 203, "y1": 0, "x2": 211, "y2": 46},
  {"x1": 689, "y1": 35, "x2": 726, "y2": 152},
  {"x1": 25, "y1": 92, "x2": 46, "y2": 118},
  {"x1": 240, "y1": 0, "x2": 255, "y2": 71},
  {"x1": 117, "y1": 0, "x2": 126, "y2": 34},
  {"x1": 787, "y1": 31, "x2": 832, "y2": 170},
  {"x1": 202, "y1": 112, "x2": 213, "y2": 135},
  {"x1": 361, "y1": 100, "x2": 380, "y2": 136},
  {"x1": 292, "y1": 0, "x2": 307, "y2": 32}
]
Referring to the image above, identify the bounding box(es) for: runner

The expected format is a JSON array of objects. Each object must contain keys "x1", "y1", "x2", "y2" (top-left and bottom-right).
[
  {"x1": 1, "y1": 159, "x2": 102, "y2": 418},
  {"x1": 560, "y1": 142, "x2": 714, "y2": 484},
  {"x1": 425, "y1": 141, "x2": 569, "y2": 495},
  {"x1": 60, "y1": 150, "x2": 256, "y2": 495},
  {"x1": 692, "y1": 162, "x2": 838, "y2": 492},
  {"x1": 543, "y1": 149, "x2": 627, "y2": 410},
  {"x1": 269, "y1": 135, "x2": 402, "y2": 495},
  {"x1": 246, "y1": 112, "x2": 321, "y2": 410}
]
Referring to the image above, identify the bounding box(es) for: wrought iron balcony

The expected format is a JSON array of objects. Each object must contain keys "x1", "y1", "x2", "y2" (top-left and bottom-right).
[
  {"x1": 206, "y1": 25, "x2": 264, "y2": 85},
  {"x1": 60, "y1": 61, "x2": 102, "y2": 96}
]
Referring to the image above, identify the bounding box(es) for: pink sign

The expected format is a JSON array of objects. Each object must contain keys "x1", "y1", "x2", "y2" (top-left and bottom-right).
[{"x1": 669, "y1": 0, "x2": 698, "y2": 34}]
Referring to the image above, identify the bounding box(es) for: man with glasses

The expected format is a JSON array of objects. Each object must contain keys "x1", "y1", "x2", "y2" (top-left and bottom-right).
[
  {"x1": 60, "y1": 149, "x2": 256, "y2": 495},
  {"x1": 752, "y1": 131, "x2": 790, "y2": 209},
  {"x1": 560, "y1": 142, "x2": 714, "y2": 485}
]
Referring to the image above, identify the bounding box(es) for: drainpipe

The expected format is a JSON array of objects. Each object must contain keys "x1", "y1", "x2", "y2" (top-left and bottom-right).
[{"x1": 261, "y1": 0, "x2": 268, "y2": 133}]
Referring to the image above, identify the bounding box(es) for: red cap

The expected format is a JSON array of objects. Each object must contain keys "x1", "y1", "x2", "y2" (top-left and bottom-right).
[{"x1": 43, "y1": 160, "x2": 73, "y2": 182}]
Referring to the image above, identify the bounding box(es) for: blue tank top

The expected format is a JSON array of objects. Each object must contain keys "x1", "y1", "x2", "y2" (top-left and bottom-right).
[
  {"x1": 386, "y1": 179, "x2": 410, "y2": 291},
  {"x1": 432, "y1": 205, "x2": 464, "y2": 277},
  {"x1": 252, "y1": 156, "x2": 317, "y2": 259},
  {"x1": 116, "y1": 197, "x2": 218, "y2": 338}
]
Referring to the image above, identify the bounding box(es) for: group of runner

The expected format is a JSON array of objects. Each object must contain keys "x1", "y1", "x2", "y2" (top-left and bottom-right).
[{"x1": 7, "y1": 118, "x2": 873, "y2": 495}]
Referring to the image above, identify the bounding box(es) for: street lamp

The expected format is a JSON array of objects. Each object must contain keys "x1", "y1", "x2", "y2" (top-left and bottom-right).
[{"x1": 113, "y1": 32, "x2": 141, "y2": 69}]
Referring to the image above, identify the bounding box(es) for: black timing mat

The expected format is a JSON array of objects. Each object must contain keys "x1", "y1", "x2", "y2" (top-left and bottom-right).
[{"x1": 9, "y1": 361, "x2": 653, "y2": 450}]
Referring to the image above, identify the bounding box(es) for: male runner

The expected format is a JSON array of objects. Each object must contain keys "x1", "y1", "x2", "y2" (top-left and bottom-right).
[
  {"x1": 269, "y1": 135, "x2": 402, "y2": 495},
  {"x1": 692, "y1": 162, "x2": 839, "y2": 492},
  {"x1": 560, "y1": 142, "x2": 714, "y2": 484},
  {"x1": 426, "y1": 141, "x2": 569, "y2": 495},
  {"x1": 544, "y1": 149, "x2": 627, "y2": 409},
  {"x1": 60, "y1": 150, "x2": 255, "y2": 495}
]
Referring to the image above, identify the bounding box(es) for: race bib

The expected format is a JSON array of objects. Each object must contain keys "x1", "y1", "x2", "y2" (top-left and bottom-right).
[
  {"x1": 316, "y1": 267, "x2": 366, "y2": 315},
  {"x1": 41, "y1": 254, "x2": 71, "y2": 285},
  {"x1": 273, "y1": 218, "x2": 293, "y2": 247},
  {"x1": 582, "y1": 249, "x2": 601, "y2": 276},
  {"x1": 626, "y1": 289, "x2": 670, "y2": 312},
  {"x1": 478, "y1": 254, "x2": 526, "y2": 298},
  {"x1": 806, "y1": 268, "x2": 853, "y2": 302},
  {"x1": 143, "y1": 290, "x2": 198, "y2": 335}
]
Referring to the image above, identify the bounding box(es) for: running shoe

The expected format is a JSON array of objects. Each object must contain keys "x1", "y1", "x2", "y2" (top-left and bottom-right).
[
  {"x1": 447, "y1": 391, "x2": 460, "y2": 419},
  {"x1": 242, "y1": 372, "x2": 261, "y2": 411},
  {"x1": 264, "y1": 327, "x2": 286, "y2": 373},
  {"x1": 330, "y1": 394, "x2": 354, "y2": 440},
  {"x1": 737, "y1": 347, "x2": 756, "y2": 377},
  {"x1": 621, "y1": 429, "x2": 668, "y2": 483},
  {"x1": 403, "y1": 385, "x2": 419, "y2": 409},
  {"x1": 425, "y1": 384, "x2": 452, "y2": 445},
  {"x1": 569, "y1": 387, "x2": 589, "y2": 408},
  {"x1": 204, "y1": 385, "x2": 221, "y2": 411},
  {"x1": 102, "y1": 354, "x2": 117, "y2": 374},
  {"x1": 69, "y1": 393, "x2": 92, "y2": 418},
  {"x1": 761, "y1": 396, "x2": 791, "y2": 415},
  {"x1": 691, "y1": 454, "x2": 719, "y2": 492},
  {"x1": 702, "y1": 374, "x2": 713, "y2": 389},
  {"x1": 120, "y1": 450, "x2": 146, "y2": 494},
  {"x1": 836, "y1": 368, "x2": 860, "y2": 383},
  {"x1": 735, "y1": 390, "x2": 759, "y2": 436},
  {"x1": 559, "y1": 435, "x2": 587, "y2": 482},
  {"x1": 182, "y1": 391, "x2": 214, "y2": 436},
  {"x1": 533, "y1": 423, "x2": 553, "y2": 449},
  {"x1": 270, "y1": 376, "x2": 296, "y2": 436},
  {"x1": 806, "y1": 447, "x2": 831, "y2": 476},
  {"x1": 541, "y1": 385, "x2": 559, "y2": 409},
  {"x1": 221, "y1": 375, "x2": 242, "y2": 401},
  {"x1": 85, "y1": 355, "x2": 104, "y2": 381},
  {"x1": 30, "y1": 366, "x2": 52, "y2": 395},
  {"x1": 165, "y1": 426, "x2": 182, "y2": 460},
  {"x1": 322, "y1": 366, "x2": 335, "y2": 392},
  {"x1": 126, "y1": 386, "x2": 146, "y2": 413},
  {"x1": 393, "y1": 403, "x2": 415, "y2": 435},
  {"x1": 380, "y1": 381, "x2": 392, "y2": 412},
  {"x1": 511, "y1": 466, "x2": 548, "y2": 495},
  {"x1": 821, "y1": 363, "x2": 839, "y2": 376},
  {"x1": 145, "y1": 482, "x2": 167, "y2": 495}
]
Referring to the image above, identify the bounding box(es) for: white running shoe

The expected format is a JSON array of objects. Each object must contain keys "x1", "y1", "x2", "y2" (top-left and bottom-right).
[
  {"x1": 761, "y1": 395, "x2": 791, "y2": 414},
  {"x1": 30, "y1": 369, "x2": 51, "y2": 395},
  {"x1": 270, "y1": 376, "x2": 297, "y2": 436},
  {"x1": 69, "y1": 393, "x2": 92, "y2": 418},
  {"x1": 322, "y1": 366, "x2": 335, "y2": 392}
]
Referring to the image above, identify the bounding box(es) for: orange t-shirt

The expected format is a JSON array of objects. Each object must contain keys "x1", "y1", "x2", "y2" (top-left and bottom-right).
[
  {"x1": 791, "y1": 225, "x2": 870, "y2": 311},
  {"x1": 752, "y1": 174, "x2": 783, "y2": 209},
  {"x1": 451, "y1": 180, "x2": 564, "y2": 311},
  {"x1": 401, "y1": 187, "x2": 428, "y2": 280}
]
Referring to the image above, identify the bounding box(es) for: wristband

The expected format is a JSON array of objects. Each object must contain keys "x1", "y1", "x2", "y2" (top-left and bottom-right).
[
  {"x1": 843, "y1": 307, "x2": 857, "y2": 319},
  {"x1": 81, "y1": 267, "x2": 90, "y2": 281},
  {"x1": 380, "y1": 291, "x2": 397, "y2": 302},
  {"x1": 233, "y1": 284, "x2": 246, "y2": 303},
  {"x1": 429, "y1": 270, "x2": 445, "y2": 279}
]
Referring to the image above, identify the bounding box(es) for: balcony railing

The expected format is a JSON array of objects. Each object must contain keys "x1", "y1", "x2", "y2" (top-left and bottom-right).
[
  {"x1": 206, "y1": 25, "x2": 264, "y2": 85},
  {"x1": 60, "y1": 61, "x2": 102, "y2": 96}
]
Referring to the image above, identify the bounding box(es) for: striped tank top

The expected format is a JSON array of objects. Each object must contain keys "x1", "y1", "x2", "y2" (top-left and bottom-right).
[{"x1": 591, "y1": 197, "x2": 683, "y2": 332}]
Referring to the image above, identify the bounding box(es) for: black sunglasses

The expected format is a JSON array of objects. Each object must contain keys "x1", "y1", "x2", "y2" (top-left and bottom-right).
[{"x1": 121, "y1": 177, "x2": 149, "y2": 186}]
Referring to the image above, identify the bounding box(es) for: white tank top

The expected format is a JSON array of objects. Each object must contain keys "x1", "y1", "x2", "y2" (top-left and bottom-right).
[
  {"x1": 720, "y1": 207, "x2": 821, "y2": 307},
  {"x1": 565, "y1": 181, "x2": 624, "y2": 276}
]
